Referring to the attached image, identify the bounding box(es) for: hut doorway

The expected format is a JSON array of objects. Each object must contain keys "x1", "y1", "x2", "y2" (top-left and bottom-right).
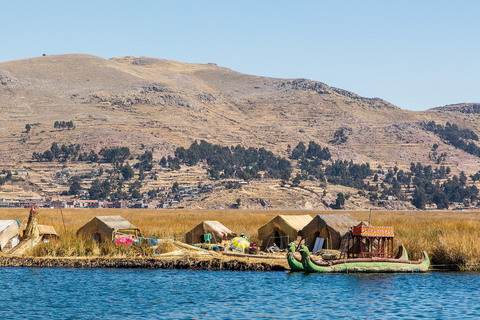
[
  {"x1": 273, "y1": 230, "x2": 290, "y2": 249},
  {"x1": 92, "y1": 232, "x2": 102, "y2": 243}
]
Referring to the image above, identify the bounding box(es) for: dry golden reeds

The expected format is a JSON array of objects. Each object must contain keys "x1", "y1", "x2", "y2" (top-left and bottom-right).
[{"x1": 2, "y1": 208, "x2": 480, "y2": 269}]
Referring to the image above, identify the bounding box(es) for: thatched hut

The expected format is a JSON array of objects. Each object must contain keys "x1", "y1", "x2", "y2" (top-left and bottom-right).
[
  {"x1": 258, "y1": 215, "x2": 313, "y2": 250},
  {"x1": 300, "y1": 213, "x2": 358, "y2": 252},
  {"x1": 37, "y1": 225, "x2": 59, "y2": 242},
  {"x1": 77, "y1": 216, "x2": 141, "y2": 243},
  {"x1": 0, "y1": 220, "x2": 20, "y2": 251},
  {"x1": 185, "y1": 221, "x2": 236, "y2": 244}
]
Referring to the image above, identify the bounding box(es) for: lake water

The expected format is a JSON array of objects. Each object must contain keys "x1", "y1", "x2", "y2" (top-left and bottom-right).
[{"x1": 0, "y1": 268, "x2": 479, "y2": 319}]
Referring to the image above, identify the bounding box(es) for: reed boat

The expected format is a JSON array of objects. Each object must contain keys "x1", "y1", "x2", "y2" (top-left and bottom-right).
[
  {"x1": 299, "y1": 245, "x2": 430, "y2": 273},
  {"x1": 288, "y1": 224, "x2": 430, "y2": 273}
]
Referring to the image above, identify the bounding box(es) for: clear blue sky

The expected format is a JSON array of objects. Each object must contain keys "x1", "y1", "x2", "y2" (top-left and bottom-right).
[{"x1": 2, "y1": 1, "x2": 479, "y2": 111}]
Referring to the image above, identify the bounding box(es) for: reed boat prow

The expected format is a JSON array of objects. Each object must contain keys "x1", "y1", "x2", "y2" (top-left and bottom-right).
[
  {"x1": 287, "y1": 242, "x2": 304, "y2": 271},
  {"x1": 396, "y1": 244, "x2": 409, "y2": 260}
]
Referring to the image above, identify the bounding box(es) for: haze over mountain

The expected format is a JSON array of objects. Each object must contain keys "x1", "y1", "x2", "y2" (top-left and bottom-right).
[{"x1": 1, "y1": 54, "x2": 479, "y2": 208}]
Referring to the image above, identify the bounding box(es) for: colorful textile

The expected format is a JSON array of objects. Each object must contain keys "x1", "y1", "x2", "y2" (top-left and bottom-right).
[{"x1": 115, "y1": 238, "x2": 133, "y2": 246}]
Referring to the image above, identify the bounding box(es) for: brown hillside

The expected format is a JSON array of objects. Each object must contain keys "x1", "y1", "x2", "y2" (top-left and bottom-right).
[{"x1": 1, "y1": 54, "x2": 480, "y2": 205}]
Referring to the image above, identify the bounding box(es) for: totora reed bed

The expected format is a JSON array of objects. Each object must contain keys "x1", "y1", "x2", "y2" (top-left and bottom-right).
[{"x1": 1, "y1": 208, "x2": 480, "y2": 271}]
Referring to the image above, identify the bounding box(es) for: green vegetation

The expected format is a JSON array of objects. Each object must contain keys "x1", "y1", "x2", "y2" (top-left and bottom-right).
[
  {"x1": 54, "y1": 120, "x2": 75, "y2": 130},
  {"x1": 99, "y1": 146, "x2": 131, "y2": 164},
  {"x1": 290, "y1": 141, "x2": 331, "y2": 161},
  {"x1": 120, "y1": 162, "x2": 135, "y2": 180},
  {"x1": 135, "y1": 150, "x2": 153, "y2": 171},
  {"x1": 88, "y1": 179, "x2": 112, "y2": 200},
  {"x1": 67, "y1": 176, "x2": 82, "y2": 196},
  {"x1": 409, "y1": 162, "x2": 477, "y2": 209},
  {"x1": 331, "y1": 127, "x2": 349, "y2": 144},
  {"x1": 174, "y1": 140, "x2": 292, "y2": 181},
  {"x1": 32, "y1": 143, "x2": 83, "y2": 162},
  {"x1": 25, "y1": 136, "x2": 480, "y2": 209},
  {"x1": 423, "y1": 121, "x2": 480, "y2": 158},
  {"x1": 0, "y1": 170, "x2": 13, "y2": 186},
  {"x1": 32, "y1": 144, "x2": 131, "y2": 164}
]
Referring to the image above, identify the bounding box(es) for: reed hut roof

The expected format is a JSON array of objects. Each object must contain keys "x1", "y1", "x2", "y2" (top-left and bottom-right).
[
  {"x1": 37, "y1": 225, "x2": 59, "y2": 238},
  {"x1": 185, "y1": 221, "x2": 236, "y2": 244},
  {"x1": 77, "y1": 216, "x2": 141, "y2": 242},
  {"x1": 0, "y1": 220, "x2": 20, "y2": 250},
  {"x1": 258, "y1": 215, "x2": 313, "y2": 242},
  {"x1": 301, "y1": 213, "x2": 358, "y2": 250}
]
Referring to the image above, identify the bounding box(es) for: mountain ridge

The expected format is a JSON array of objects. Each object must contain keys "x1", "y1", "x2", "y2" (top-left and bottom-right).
[{"x1": 1, "y1": 54, "x2": 480, "y2": 208}]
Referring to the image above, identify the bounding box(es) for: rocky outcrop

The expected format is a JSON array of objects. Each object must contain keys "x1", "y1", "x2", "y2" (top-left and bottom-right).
[
  {"x1": 432, "y1": 103, "x2": 480, "y2": 114},
  {"x1": 0, "y1": 71, "x2": 20, "y2": 89}
]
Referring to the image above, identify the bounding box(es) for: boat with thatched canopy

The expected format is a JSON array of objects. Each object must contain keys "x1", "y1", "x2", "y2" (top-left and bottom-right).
[
  {"x1": 289, "y1": 224, "x2": 430, "y2": 273},
  {"x1": 299, "y1": 246, "x2": 430, "y2": 273}
]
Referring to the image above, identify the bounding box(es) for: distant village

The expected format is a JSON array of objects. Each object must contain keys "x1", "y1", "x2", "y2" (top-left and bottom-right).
[{"x1": 0, "y1": 183, "x2": 221, "y2": 210}]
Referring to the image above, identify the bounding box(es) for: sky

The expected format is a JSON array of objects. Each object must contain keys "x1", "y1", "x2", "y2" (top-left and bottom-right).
[{"x1": 2, "y1": 1, "x2": 479, "y2": 111}]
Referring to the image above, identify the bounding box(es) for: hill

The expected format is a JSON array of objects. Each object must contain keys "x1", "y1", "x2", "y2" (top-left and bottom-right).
[{"x1": 1, "y1": 54, "x2": 480, "y2": 209}]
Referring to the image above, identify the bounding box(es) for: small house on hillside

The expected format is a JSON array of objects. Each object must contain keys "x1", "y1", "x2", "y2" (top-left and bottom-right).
[
  {"x1": 258, "y1": 215, "x2": 313, "y2": 250},
  {"x1": 300, "y1": 213, "x2": 358, "y2": 252},
  {"x1": 185, "y1": 221, "x2": 236, "y2": 244},
  {"x1": 77, "y1": 216, "x2": 141, "y2": 243},
  {"x1": 0, "y1": 220, "x2": 20, "y2": 251}
]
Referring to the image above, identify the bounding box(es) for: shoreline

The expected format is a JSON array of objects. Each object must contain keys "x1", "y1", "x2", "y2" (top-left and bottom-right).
[
  {"x1": 2, "y1": 208, "x2": 479, "y2": 272},
  {"x1": 0, "y1": 255, "x2": 471, "y2": 272},
  {"x1": 0, "y1": 255, "x2": 289, "y2": 271}
]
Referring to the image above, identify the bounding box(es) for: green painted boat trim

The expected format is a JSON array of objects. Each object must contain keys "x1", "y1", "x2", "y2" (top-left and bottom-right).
[
  {"x1": 299, "y1": 246, "x2": 430, "y2": 273},
  {"x1": 400, "y1": 245, "x2": 409, "y2": 260},
  {"x1": 287, "y1": 242, "x2": 304, "y2": 272},
  {"x1": 393, "y1": 244, "x2": 409, "y2": 260}
]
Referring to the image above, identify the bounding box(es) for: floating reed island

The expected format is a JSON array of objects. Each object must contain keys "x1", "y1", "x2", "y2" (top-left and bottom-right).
[
  {"x1": 0, "y1": 250, "x2": 288, "y2": 271},
  {"x1": 0, "y1": 208, "x2": 479, "y2": 271}
]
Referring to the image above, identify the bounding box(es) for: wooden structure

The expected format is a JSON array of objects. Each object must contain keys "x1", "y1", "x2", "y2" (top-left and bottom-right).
[
  {"x1": 185, "y1": 221, "x2": 236, "y2": 244},
  {"x1": 346, "y1": 225, "x2": 394, "y2": 258},
  {"x1": 258, "y1": 215, "x2": 312, "y2": 250},
  {"x1": 77, "y1": 216, "x2": 141, "y2": 243}
]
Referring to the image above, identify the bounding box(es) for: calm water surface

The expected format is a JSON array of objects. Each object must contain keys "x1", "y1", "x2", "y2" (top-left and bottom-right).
[{"x1": 0, "y1": 268, "x2": 479, "y2": 319}]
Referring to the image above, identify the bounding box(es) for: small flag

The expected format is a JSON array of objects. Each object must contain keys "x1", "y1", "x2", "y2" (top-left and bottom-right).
[{"x1": 31, "y1": 205, "x2": 35, "y2": 212}]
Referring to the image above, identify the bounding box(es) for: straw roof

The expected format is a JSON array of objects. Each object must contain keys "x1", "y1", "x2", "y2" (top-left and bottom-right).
[
  {"x1": 301, "y1": 213, "x2": 358, "y2": 250},
  {"x1": 258, "y1": 215, "x2": 313, "y2": 241},
  {"x1": 185, "y1": 221, "x2": 236, "y2": 244},
  {"x1": 95, "y1": 216, "x2": 139, "y2": 231},
  {"x1": 77, "y1": 216, "x2": 141, "y2": 242},
  {"x1": 37, "y1": 225, "x2": 59, "y2": 237},
  {"x1": 0, "y1": 220, "x2": 20, "y2": 250}
]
